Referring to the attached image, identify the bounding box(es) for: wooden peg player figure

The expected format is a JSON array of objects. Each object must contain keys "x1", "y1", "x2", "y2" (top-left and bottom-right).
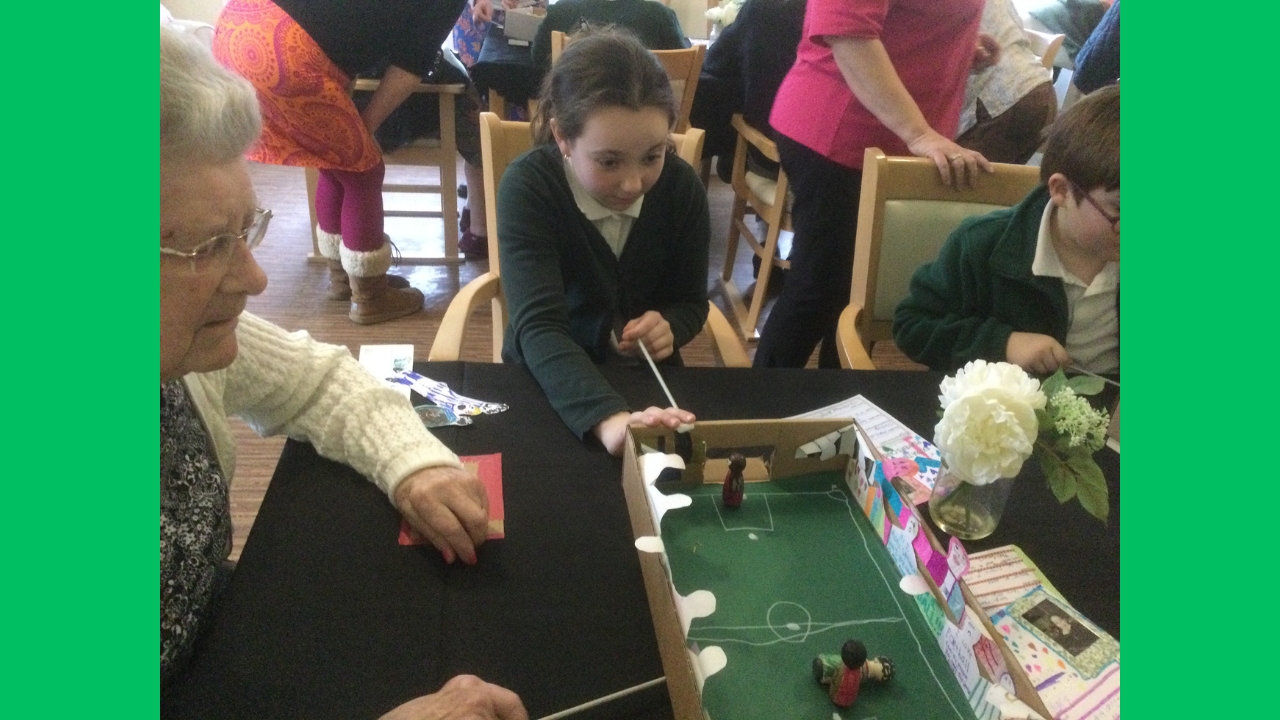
[
  {"x1": 722, "y1": 452, "x2": 746, "y2": 509},
  {"x1": 812, "y1": 640, "x2": 894, "y2": 708}
]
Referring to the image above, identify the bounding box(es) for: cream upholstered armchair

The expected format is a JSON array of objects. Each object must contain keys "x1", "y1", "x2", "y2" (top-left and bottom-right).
[
  {"x1": 836, "y1": 148, "x2": 1042, "y2": 370},
  {"x1": 428, "y1": 112, "x2": 747, "y2": 367}
]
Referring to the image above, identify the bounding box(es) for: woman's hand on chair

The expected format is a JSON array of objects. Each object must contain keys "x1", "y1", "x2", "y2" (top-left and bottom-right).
[
  {"x1": 618, "y1": 311, "x2": 674, "y2": 361},
  {"x1": 594, "y1": 407, "x2": 697, "y2": 456},
  {"x1": 905, "y1": 129, "x2": 992, "y2": 189}
]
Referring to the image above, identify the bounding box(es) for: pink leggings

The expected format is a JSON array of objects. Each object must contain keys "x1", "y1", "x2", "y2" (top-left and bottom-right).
[{"x1": 315, "y1": 162, "x2": 386, "y2": 252}]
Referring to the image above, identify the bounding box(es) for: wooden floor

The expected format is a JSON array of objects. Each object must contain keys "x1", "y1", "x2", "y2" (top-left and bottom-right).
[{"x1": 228, "y1": 160, "x2": 925, "y2": 559}]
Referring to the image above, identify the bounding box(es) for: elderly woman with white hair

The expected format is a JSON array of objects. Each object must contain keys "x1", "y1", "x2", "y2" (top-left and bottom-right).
[{"x1": 159, "y1": 27, "x2": 525, "y2": 719}]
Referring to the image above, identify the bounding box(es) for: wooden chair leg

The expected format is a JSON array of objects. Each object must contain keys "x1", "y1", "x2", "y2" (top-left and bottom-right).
[
  {"x1": 305, "y1": 167, "x2": 323, "y2": 261},
  {"x1": 746, "y1": 221, "x2": 783, "y2": 336},
  {"x1": 439, "y1": 93, "x2": 459, "y2": 261}
]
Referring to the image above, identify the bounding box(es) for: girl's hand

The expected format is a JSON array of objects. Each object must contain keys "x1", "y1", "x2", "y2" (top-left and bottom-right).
[
  {"x1": 618, "y1": 311, "x2": 674, "y2": 360},
  {"x1": 593, "y1": 407, "x2": 697, "y2": 456}
]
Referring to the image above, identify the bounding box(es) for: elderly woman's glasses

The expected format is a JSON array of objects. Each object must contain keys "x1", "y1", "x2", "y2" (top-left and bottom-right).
[
  {"x1": 1066, "y1": 180, "x2": 1119, "y2": 233},
  {"x1": 160, "y1": 208, "x2": 272, "y2": 273}
]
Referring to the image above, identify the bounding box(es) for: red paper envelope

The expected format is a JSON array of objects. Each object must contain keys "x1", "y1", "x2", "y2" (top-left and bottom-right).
[{"x1": 398, "y1": 453, "x2": 505, "y2": 544}]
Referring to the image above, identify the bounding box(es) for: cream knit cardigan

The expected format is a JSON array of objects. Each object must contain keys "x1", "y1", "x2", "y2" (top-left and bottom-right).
[{"x1": 182, "y1": 312, "x2": 461, "y2": 499}]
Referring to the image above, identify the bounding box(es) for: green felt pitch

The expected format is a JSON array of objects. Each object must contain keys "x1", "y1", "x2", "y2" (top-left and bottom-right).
[{"x1": 660, "y1": 473, "x2": 978, "y2": 720}]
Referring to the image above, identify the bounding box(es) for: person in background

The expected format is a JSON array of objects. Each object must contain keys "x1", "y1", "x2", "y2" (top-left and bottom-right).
[
  {"x1": 893, "y1": 86, "x2": 1119, "y2": 375},
  {"x1": 529, "y1": 0, "x2": 689, "y2": 87},
  {"x1": 498, "y1": 30, "x2": 707, "y2": 455},
  {"x1": 752, "y1": 0, "x2": 995, "y2": 369},
  {"x1": 689, "y1": 0, "x2": 808, "y2": 182},
  {"x1": 1072, "y1": 0, "x2": 1118, "y2": 93},
  {"x1": 160, "y1": 27, "x2": 523, "y2": 719},
  {"x1": 213, "y1": 0, "x2": 468, "y2": 324},
  {"x1": 956, "y1": 0, "x2": 1058, "y2": 164}
]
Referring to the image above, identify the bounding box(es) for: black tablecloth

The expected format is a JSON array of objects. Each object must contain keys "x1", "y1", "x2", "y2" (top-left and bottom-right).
[
  {"x1": 471, "y1": 24, "x2": 540, "y2": 107},
  {"x1": 161, "y1": 364, "x2": 1119, "y2": 719}
]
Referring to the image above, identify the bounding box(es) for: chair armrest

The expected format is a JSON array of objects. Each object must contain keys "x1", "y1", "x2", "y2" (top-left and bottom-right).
[
  {"x1": 836, "y1": 304, "x2": 876, "y2": 370},
  {"x1": 704, "y1": 302, "x2": 751, "y2": 368},
  {"x1": 428, "y1": 273, "x2": 502, "y2": 361},
  {"x1": 730, "y1": 114, "x2": 780, "y2": 163}
]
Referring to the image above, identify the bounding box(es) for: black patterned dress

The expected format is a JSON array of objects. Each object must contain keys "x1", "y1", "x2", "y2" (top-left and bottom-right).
[{"x1": 160, "y1": 381, "x2": 232, "y2": 682}]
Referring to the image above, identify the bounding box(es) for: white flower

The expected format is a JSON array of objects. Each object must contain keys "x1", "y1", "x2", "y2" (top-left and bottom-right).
[
  {"x1": 934, "y1": 361, "x2": 1045, "y2": 485},
  {"x1": 723, "y1": 3, "x2": 740, "y2": 25},
  {"x1": 705, "y1": 7, "x2": 724, "y2": 22}
]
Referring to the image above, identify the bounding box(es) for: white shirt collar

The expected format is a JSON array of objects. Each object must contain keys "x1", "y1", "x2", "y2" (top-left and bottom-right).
[{"x1": 563, "y1": 156, "x2": 644, "y2": 221}]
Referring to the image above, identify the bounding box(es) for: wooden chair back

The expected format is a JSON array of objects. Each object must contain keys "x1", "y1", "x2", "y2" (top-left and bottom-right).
[
  {"x1": 305, "y1": 79, "x2": 467, "y2": 265},
  {"x1": 548, "y1": 32, "x2": 704, "y2": 133},
  {"x1": 718, "y1": 114, "x2": 791, "y2": 340},
  {"x1": 550, "y1": 30, "x2": 569, "y2": 63},
  {"x1": 653, "y1": 45, "x2": 705, "y2": 133},
  {"x1": 1023, "y1": 28, "x2": 1066, "y2": 70},
  {"x1": 840, "y1": 148, "x2": 1041, "y2": 366}
]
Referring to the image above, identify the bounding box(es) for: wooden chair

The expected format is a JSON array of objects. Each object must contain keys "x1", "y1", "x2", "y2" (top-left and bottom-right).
[
  {"x1": 652, "y1": 46, "x2": 705, "y2": 134},
  {"x1": 836, "y1": 148, "x2": 1042, "y2": 369},
  {"x1": 718, "y1": 114, "x2": 791, "y2": 341},
  {"x1": 305, "y1": 79, "x2": 467, "y2": 265},
  {"x1": 550, "y1": 31, "x2": 704, "y2": 133},
  {"x1": 430, "y1": 112, "x2": 747, "y2": 367},
  {"x1": 1022, "y1": 28, "x2": 1066, "y2": 71}
]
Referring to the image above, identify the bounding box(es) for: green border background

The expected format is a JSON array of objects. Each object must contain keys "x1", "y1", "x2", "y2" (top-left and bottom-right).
[
  {"x1": 1129, "y1": 2, "x2": 1255, "y2": 717},
  {"x1": 7, "y1": 3, "x2": 153, "y2": 716},
  {"x1": 7, "y1": 2, "x2": 1250, "y2": 717}
]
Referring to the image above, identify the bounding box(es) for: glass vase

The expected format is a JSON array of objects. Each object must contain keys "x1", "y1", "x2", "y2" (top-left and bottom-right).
[{"x1": 927, "y1": 464, "x2": 1014, "y2": 541}]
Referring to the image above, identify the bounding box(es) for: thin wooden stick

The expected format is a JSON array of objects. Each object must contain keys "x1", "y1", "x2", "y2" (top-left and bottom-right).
[
  {"x1": 535, "y1": 677, "x2": 666, "y2": 720},
  {"x1": 1066, "y1": 364, "x2": 1120, "y2": 389},
  {"x1": 638, "y1": 342, "x2": 680, "y2": 410}
]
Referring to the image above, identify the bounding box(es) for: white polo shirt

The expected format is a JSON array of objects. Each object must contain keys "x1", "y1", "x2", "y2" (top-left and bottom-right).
[
  {"x1": 1031, "y1": 203, "x2": 1119, "y2": 374},
  {"x1": 564, "y1": 156, "x2": 644, "y2": 258}
]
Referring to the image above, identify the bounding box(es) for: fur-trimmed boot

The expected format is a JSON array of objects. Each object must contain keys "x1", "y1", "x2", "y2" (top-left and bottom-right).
[
  {"x1": 340, "y1": 240, "x2": 424, "y2": 325},
  {"x1": 316, "y1": 227, "x2": 409, "y2": 301}
]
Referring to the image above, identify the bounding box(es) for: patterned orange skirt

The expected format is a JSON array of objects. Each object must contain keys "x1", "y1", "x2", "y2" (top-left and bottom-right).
[{"x1": 212, "y1": 0, "x2": 381, "y2": 171}]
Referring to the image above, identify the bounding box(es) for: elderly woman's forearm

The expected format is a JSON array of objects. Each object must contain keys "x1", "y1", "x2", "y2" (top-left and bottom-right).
[{"x1": 829, "y1": 36, "x2": 933, "y2": 146}]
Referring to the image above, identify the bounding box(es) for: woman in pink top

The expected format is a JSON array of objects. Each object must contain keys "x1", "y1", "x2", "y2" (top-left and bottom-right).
[{"x1": 753, "y1": 0, "x2": 995, "y2": 368}]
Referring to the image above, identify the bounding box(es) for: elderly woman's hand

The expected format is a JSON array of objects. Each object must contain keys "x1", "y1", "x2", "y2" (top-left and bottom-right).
[
  {"x1": 378, "y1": 674, "x2": 527, "y2": 720},
  {"x1": 394, "y1": 466, "x2": 490, "y2": 565}
]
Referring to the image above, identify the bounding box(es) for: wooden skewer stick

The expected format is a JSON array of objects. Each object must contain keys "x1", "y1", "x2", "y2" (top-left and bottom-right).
[
  {"x1": 638, "y1": 341, "x2": 680, "y2": 410},
  {"x1": 536, "y1": 677, "x2": 666, "y2": 720},
  {"x1": 1066, "y1": 364, "x2": 1120, "y2": 389}
]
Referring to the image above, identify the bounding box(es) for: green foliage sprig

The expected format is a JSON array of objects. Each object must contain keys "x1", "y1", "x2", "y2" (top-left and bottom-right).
[{"x1": 1032, "y1": 370, "x2": 1112, "y2": 523}]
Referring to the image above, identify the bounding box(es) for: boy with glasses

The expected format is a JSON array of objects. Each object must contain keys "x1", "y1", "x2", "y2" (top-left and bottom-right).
[{"x1": 894, "y1": 85, "x2": 1119, "y2": 375}]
